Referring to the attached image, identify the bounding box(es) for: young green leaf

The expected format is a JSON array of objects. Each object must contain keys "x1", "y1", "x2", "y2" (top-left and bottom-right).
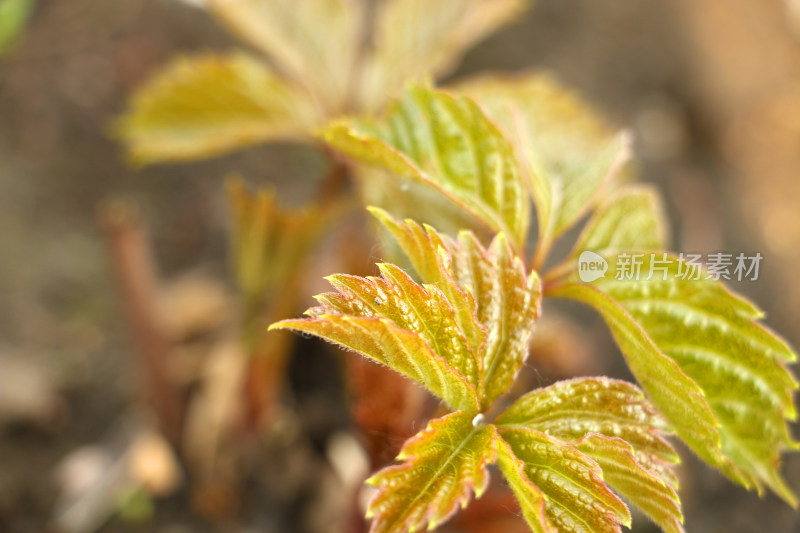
[
  {"x1": 368, "y1": 206, "x2": 462, "y2": 287},
  {"x1": 369, "y1": 208, "x2": 541, "y2": 409},
  {"x1": 208, "y1": 0, "x2": 364, "y2": 111},
  {"x1": 452, "y1": 231, "x2": 541, "y2": 408},
  {"x1": 574, "y1": 435, "x2": 683, "y2": 533},
  {"x1": 496, "y1": 378, "x2": 678, "y2": 467},
  {"x1": 366, "y1": 411, "x2": 497, "y2": 533},
  {"x1": 367, "y1": 208, "x2": 488, "y2": 363},
  {"x1": 549, "y1": 254, "x2": 799, "y2": 505},
  {"x1": 360, "y1": 0, "x2": 528, "y2": 111},
  {"x1": 271, "y1": 314, "x2": 479, "y2": 413},
  {"x1": 496, "y1": 378, "x2": 682, "y2": 532},
  {"x1": 495, "y1": 437, "x2": 555, "y2": 533},
  {"x1": 320, "y1": 263, "x2": 483, "y2": 392},
  {"x1": 456, "y1": 73, "x2": 629, "y2": 258},
  {"x1": 498, "y1": 428, "x2": 631, "y2": 533},
  {"x1": 570, "y1": 185, "x2": 669, "y2": 257},
  {"x1": 321, "y1": 85, "x2": 531, "y2": 251},
  {"x1": 117, "y1": 53, "x2": 318, "y2": 165},
  {"x1": 270, "y1": 260, "x2": 483, "y2": 412},
  {"x1": 548, "y1": 282, "x2": 724, "y2": 477}
]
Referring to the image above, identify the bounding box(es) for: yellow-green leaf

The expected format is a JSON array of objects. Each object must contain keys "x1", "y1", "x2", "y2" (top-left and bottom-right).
[
  {"x1": 320, "y1": 263, "x2": 483, "y2": 393},
  {"x1": 495, "y1": 436, "x2": 556, "y2": 533},
  {"x1": 550, "y1": 253, "x2": 799, "y2": 505},
  {"x1": 548, "y1": 282, "x2": 722, "y2": 475},
  {"x1": 366, "y1": 411, "x2": 498, "y2": 533},
  {"x1": 208, "y1": 0, "x2": 363, "y2": 111},
  {"x1": 367, "y1": 207, "x2": 487, "y2": 364},
  {"x1": 360, "y1": 0, "x2": 528, "y2": 111},
  {"x1": 571, "y1": 185, "x2": 668, "y2": 258},
  {"x1": 496, "y1": 378, "x2": 682, "y2": 532},
  {"x1": 496, "y1": 378, "x2": 678, "y2": 467},
  {"x1": 370, "y1": 209, "x2": 541, "y2": 409},
  {"x1": 368, "y1": 207, "x2": 461, "y2": 288},
  {"x1": 117, "y1": 53, "x2": 318, "y2": 165},
  {"x1": 574, "y1": 435, "x2": 683, "y2": 533},
  {"x1": 271, "y1": 314, "x2": 479, "y2": 412},
  {"x1": 322, "y1": 85, "x2": 531, "y2": 251},
  {"x1": 270, "y1": 260, "x2": 484, "y2": 412},
  {"x1": 498, "y1": 427, "x2": 631, "y2": 533},
  {"x1": 457, "y1": 73, "x2": 629, "y2": 258},
  {"x1": 452, "y1": 231, "x2": 541, "y2": 408}
]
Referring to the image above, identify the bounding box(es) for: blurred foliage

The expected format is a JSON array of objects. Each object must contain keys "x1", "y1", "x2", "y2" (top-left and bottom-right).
[
  {"x1": 117, "y1": 0, "x2": 526, "y2": 165},
  {"x1": 0, "y1": 0, "x2": 34, "y2": 56}
]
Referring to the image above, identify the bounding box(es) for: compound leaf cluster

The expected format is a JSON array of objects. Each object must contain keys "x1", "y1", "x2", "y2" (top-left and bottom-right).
[
  {"x1": 272, "y1": 209, "x2": 541, "y2": 413},
  {"x1": 551, "y1": 252, "x2": 799, "y2": 504},
  {"x1": 115, "y1": 1, "x2": 798, "y2": 530},
  {"x1": 273, "y1": 210, "x2": 683, "y2": 533},
  {"x1": 276, "y1": 83, "x2": 798, "y2": 532}
]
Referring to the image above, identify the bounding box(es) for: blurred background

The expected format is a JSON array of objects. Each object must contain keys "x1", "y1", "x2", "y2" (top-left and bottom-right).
[{"x1": 1, "y1": 0, "x2": 800, "y2": 532}]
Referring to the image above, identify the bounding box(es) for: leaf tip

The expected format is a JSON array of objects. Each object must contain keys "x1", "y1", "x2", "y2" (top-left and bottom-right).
[
  {"x1": 313, "y1": 118, "x2": 351, "y2": 141},
  {"x1": 620, "y1": 508, "x2": 633, "y2": 529},
  {"x1": 323, "y1": 273, "x2": 347, "y2": 286},
  {"x1": 366, "y1": 205, "x2": 390, "y2": 220},
  {"x1": 267, "y1": 320, "x2": 290, "y2": 332},
  {"x1": 775, "y1": 480, "x2": 799, "y2": 509}
]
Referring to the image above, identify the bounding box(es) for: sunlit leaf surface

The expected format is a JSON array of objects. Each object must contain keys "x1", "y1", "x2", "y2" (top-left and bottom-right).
[
  {"x1": 495, "y1": 436, "x2": 555, "y2": 533},
  {"x1": 322, "y1": 86, "x2": 531, "y2": 250},
  {"x1": 366, "y1": 411, "x2": 497, "y2": 533},
  {"x1": 550, "y1": 254, "x2": 799, "y2": 505},
  {"x1": 322, "y1": 263, "x2": 482, "y2": 391},
  {"x1": 371, "y1": 209, "x2": 541, "y2": 408},
  {"x1": 571, "y1": 185, "x2": 668, "y2": 257},
  {"x1": 451, "y1": 231, "x2": 540, "y2": 407},
  {"x1": 574, "y1": 435, "x2": 683, "y2": 533},
  {"x1": 457, "y1": 73, "x2": 629, "y2": 255},
  {"x1": 270, "y1": 256, "x2": 483, "y2": 412},
  {"x1": 497, "y1": 378, "x2": 678, "y2": 466},
  {"x1": 117, "y1": 53, "x2": 318, "y2": 164},
  {"x1": 497, "y1": 378, "x2": 682, "y2": 533},
  {"x1": 498, "y1": 427, "x2": 631, "y2": 533}
]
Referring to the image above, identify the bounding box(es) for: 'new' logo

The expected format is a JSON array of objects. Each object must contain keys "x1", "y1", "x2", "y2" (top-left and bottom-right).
[{"x1": 578, "y1": 251, "x2": 608, "y2": 282}]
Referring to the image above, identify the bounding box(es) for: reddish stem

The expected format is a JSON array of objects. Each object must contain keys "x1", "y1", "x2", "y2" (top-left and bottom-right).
[{"x1": 99, "y1": 200, "x2": 183, "y2": 445}]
